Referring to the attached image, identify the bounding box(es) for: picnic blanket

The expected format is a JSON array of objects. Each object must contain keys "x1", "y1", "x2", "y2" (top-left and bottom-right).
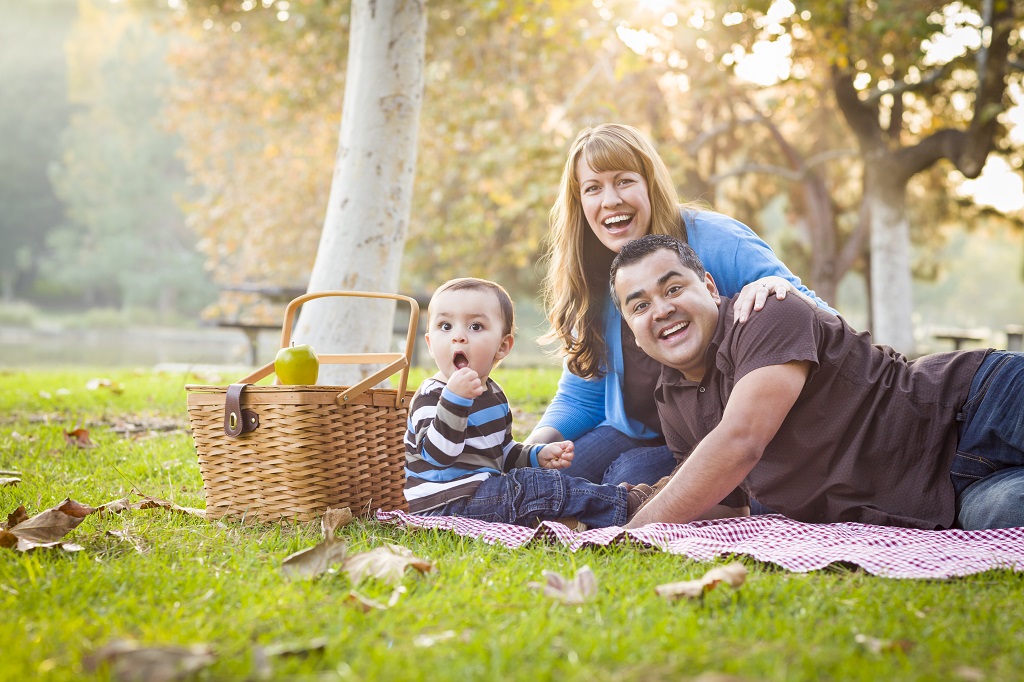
[{"x1": 377, "y1": 510, "x2": 1024, "y2": 579}]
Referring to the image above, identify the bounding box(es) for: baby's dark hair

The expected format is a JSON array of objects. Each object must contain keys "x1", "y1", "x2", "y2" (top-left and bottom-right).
[
  {"x1": 429, "y1": 277, "x2": 516, "y2": 336},
  {"x1": 609, "y1": 234, "x2": 706, "y2": 310}
]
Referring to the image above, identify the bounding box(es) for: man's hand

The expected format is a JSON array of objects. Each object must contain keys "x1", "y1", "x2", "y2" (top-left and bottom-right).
[
  {"x1": 538, "y1": 441, "x2": 575, "y2": 469},
  {"x1": 446, "y1": 367, "x2": 485, "y2": 400},
  {"x1": 624, "y1": 361, "x2": 809, "y2": 527}
]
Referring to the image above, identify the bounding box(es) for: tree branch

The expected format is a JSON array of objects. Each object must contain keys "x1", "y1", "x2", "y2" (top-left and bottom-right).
[
  {"x1": 832, "y1": 66, "x2": 884, "y2": 150},
  {"x1": 708, "y1": 163, "x2": 806, "y2": 184},
  {"x1": 863, "y1": 64, "x2": 949, "y2": 106}
]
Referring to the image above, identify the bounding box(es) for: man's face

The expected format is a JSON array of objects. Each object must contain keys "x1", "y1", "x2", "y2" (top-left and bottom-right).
[{"x1": 613, "y1": 248, "x2": 721, "y2": 382}]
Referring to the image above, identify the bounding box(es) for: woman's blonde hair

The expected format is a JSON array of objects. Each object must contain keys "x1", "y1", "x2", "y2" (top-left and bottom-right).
[{"x1": 539, "y1": 123, "x2": 689, "y2": 379}]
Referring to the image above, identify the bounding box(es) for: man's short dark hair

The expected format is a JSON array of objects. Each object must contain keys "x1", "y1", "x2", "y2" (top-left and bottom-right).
[{"x1": 609, "y1": 234, "x2": 707, "y2": 310}]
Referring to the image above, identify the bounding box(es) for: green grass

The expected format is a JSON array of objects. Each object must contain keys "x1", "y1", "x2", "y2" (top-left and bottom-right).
[{"x1": 2, "y1": 367, "x2": 1023, "y2": 681}]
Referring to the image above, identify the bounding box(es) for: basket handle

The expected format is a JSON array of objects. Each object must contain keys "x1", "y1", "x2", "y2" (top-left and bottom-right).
[{"x1": 236, "y1": 290, "x2": 420, "y2": 408}]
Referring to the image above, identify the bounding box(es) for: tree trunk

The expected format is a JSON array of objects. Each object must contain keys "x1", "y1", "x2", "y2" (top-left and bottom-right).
[
  {"x1": 864, "y1": 162, "x2": 915, "y2": 354},
  {"x1": 293, "y1": 0, "x2": 426, "y2": 385}
]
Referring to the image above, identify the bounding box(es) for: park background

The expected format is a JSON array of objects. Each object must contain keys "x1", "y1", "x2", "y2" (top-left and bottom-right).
[
  {"x1": 2, "y1": 0, "x2": 1024, "y2": 371},
  {"x1": 4, "y1": 3, "x2": 1024, "y2": 681}
]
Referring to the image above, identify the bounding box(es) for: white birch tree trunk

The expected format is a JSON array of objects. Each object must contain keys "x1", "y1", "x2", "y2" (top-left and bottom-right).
[
  {"x1": 293, "y1": 0, "x2": 426, "y2": 385},
  {"x1": 866, "y1": 193, "x2": 916, "y2": 355}
]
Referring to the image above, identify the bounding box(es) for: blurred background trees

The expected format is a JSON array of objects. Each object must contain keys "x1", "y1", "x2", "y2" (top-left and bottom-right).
[{"x1": 1, "y1": 0, "x2": 1022, "y2": 352}]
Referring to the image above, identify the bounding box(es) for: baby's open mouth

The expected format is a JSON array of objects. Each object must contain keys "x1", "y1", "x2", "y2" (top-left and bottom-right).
[{"x1": 453, "y1": 351, "x2": 469, "y2": 370}]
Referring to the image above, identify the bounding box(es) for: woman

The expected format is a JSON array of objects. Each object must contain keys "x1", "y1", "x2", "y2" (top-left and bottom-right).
[{"x1": 526, "y1": 123, "x2": 836, "y2": 488}]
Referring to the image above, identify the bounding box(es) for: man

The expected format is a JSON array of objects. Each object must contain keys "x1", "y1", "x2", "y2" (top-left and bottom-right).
[{"x1": 610, "y1": 234, "x2": 1024, "y2": 530}]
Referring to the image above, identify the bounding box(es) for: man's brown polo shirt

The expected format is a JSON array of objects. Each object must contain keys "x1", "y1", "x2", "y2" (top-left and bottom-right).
[{"x1": 655, "y1": 296, "x2": 989, "y2": 529}]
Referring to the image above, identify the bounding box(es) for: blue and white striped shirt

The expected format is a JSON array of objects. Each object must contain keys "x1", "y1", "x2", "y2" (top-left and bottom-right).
[{"x1": 404, "y1": 377, "x2": 542, "y2": 513}]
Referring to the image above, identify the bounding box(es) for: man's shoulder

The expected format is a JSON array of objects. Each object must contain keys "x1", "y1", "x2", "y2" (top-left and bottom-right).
[
  {"x1": 719, "y1": 295, "x2": 825, "y2": 372},
  {"x1": 724, "y1": 294, "x2": 822, "y2": 338}
]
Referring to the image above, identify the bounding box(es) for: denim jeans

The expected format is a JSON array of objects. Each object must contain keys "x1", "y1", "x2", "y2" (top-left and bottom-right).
[
  {"x1": 559, "y1": 425, "x2": 677, "y2": 486},
  {"x1": 951, "y1": 351, "x2": 1024, "y2": 529},
  {"x1": 423, "y1": 467, "x2": 629, "y2": 528}
]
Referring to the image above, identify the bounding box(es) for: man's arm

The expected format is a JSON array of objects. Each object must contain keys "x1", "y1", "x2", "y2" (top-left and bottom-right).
[{"x1": 626, "y1": 360, "x2": 810, "y2": 528}]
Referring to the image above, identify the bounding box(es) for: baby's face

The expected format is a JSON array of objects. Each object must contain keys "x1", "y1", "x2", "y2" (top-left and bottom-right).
[{"x1": 425, "y1": 288, "x2": 511, "y2": 381}]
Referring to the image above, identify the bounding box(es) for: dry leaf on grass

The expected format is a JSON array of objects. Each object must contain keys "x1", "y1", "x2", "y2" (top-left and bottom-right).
[
  {"x1": 84, "y1": 640, "x2": 216, "y2": 682},
  {"x1": 107, "y1": 529, "x2": 147, "y2": 554},
  {"x1": 86, "y1": 377, "x2": 125, "y2": 394},
  {"x1": 94, "y1": 494, "x2": 205, "y2": 518},
  {"x1": 5, "y1": 505, "x2": 29, "y2": 530},
  {"x1": 2, "y1": 498, "x2": 95, "y2": 551},
  {"x1": 97, "y1": 496, "x2": 134, "y2": 515},
  {"x1": 854, "y1": 633, "x2": 915, "y2": 655},
  {"x1": 281, "y1": 508, "x2": 353, "y2": 580},
  {"x1": 528, "y1": 565, "x2": 598, "y2": 605},
  {"x1": 0, "y1": 530, "x2": 18, "y2": 549},
  {"x1": 132, "y1": 496, "x2": 206, "y2": 519},
  {"x1": 413, "y1": 630, "x2": 462, "y2": 648},
  {"x1": 282, "y1": 540, "x2": 348, "y2": 580},
  {"x1": 655, "y1": 562, "x2": 748, "y2": 601},
  {"x1": 345, "y1": 586, "x2": 407, "y2": 612},
  {"x1": 250, "y1": 637, "x2": 327, "y2": 681},
  {"x1": 63, "y1": 428, "x2": 94, "y2": 448},
  {"x1": 343, "y1": 543, "x2": 434, "y2": 585}
]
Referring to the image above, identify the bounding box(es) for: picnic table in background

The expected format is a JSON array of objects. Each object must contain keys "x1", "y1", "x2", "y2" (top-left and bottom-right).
[{"x1": 210, "y1": 284, "x2": 430, "y2": 366}]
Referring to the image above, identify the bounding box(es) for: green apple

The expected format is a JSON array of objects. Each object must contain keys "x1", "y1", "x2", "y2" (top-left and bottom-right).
[{"x1": 275, "y1": 343, "x2": 319, "y2": 385}]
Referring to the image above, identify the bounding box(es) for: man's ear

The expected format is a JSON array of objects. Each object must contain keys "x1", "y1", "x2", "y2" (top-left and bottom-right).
[
  {"x1": 705, "y1": 273, "x2": 722, "y2": 304},
  {"x1": 494, "y1": 333, "x2": 514, "y2": 361}
]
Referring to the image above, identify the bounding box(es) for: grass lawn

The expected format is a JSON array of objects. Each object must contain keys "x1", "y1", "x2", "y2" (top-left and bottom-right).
[{"x1": 1, "y1": 366, "x2": 1023, "y2": 681}]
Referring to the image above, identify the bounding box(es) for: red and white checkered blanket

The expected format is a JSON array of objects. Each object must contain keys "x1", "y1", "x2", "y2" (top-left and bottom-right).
[{"x1": 377, "y1": 510, "x2": 1024, "y2": 579}]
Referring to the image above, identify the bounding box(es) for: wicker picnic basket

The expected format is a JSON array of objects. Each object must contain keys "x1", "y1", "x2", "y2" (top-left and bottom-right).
[{"x1": 185, "y1": 291, "x2": 418, "y2": 522}]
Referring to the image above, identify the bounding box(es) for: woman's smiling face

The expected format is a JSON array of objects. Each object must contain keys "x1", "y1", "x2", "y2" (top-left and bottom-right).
[{"x1": 577, "y1": 157, "x2": 652, "y2": 254}]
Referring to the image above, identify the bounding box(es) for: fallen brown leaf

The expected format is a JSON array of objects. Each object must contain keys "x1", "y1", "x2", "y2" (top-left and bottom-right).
[
  {"x1": 343, "y1": 543, "x2": 433, "y2": 585},
  {"x1": 5, "y1": 504, "x2": 28, "y2": 530},
  {"x1": 953, "y1": 665, "x2": 986, "y2": 682},
  {"x1": 97, "y1": 496, "x2": 134, "y2": 515},
  {"x1": 83, "y1": 639, "x2": 216, "y2": 682},
  {"x1": 345, "y1": 586, "x2": 406, "y2": 612},
  {"x1": 133, "y1": 496, "x2": 206, "y2": 519},
  {"x1": 655, "y1": 562, "x2": 748, "y2": 601},
  {"x1": 250, "y1": 637, "x2": 327, "y2": 680},
  {"x1": 5, "y1": 498, "x2": 96, "y2": 547},
  {"x1": 107, "y1": 529, "x2": 146, "y2": 554},
  {"x1": 854, "y1": 633, "x2": 915, "y2": 655},
  {"x1": 256, "y1": 637, "x2": 328, "y2": 659},
  {"x1": 322, "y1": 507, "x2": 353, "y2": 534},
  {"x1": 86, "y1": 378, "x2": 124, "y2": 394},
  {"x1": 281, "y1": 508, "x2": 352, "y2": 580},
  {"x1": 529, "y1": 565, "x2": 598, "y2": 605},
  {"x1": 14, "y1": 539, "x2": 85, "y2": 553},
  {"x1": 282, "y1": 539, "x2": 348, "y2": 580},
  {"x1": 413, "y1": 630, "x2": 460, "y2": 648},
  {"x1": 64, "y1": 428, "x2": 94, "y2": 448}
]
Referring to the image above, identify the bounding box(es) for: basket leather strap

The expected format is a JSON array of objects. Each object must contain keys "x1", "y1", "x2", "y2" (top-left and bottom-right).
[{"x1": 224, "y1": 383, "x2": 260, "y2": 437}]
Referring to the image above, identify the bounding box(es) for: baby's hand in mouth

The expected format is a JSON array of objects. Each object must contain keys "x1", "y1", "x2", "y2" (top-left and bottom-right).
[{"x1": 447, "y1": 366, "x2": 484, "y2": 399}]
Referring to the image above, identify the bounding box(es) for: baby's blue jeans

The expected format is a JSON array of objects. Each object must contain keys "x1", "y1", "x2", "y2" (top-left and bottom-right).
[{"x1": 423, "y1": 467, "x2": 629, "y2": 528}]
